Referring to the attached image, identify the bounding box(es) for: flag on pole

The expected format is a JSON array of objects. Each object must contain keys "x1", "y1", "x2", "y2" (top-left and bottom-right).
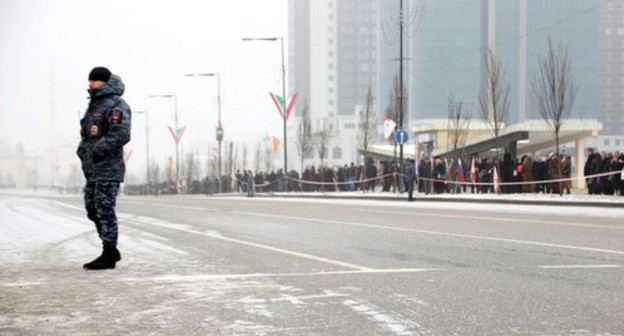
[
  {"x1": 458, "y1": 158, "x2": 466, "y2": 183},
  {"x1": 383, "y1": 116, "x2": 397, "y2": 139},
  {"x1": 470, "y1": 157, "x2": 477, "y2": 183},
  {"x1": 272, "y1": 137, "x2": 281, "y2": 157},
  {"x1": 493, "y1": 166, "x2": 500, "y2": 194},
  {"x1": 167, "y1": 125, "x2": 186, "y2": 144}
]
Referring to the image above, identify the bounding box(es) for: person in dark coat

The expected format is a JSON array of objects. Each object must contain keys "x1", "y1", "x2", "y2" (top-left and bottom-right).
[
  {"x1": 532, "y1": 154, "x2": 548, "y2": 193},
  {"x1": 584, "y1": 148, "x2": 602, "y2": 194},
  {"x1": 404, "y1": 159, "x2": 417, "y2": 201},
  {"x1": 500, "y1": 152, "x2": 515, "y2": 194},
  {"x1": 365, "y1": 160, "x2": 378, "y2": 192},
  {"x1": 611, "y1": 151, "x2": 623, "y2": 196},
  {"x1": 77, "y1": 67, "x2": 131, "y2": 270},
  {"x1": 433, "y1": 157, "x2": 446, "y2": 194}
]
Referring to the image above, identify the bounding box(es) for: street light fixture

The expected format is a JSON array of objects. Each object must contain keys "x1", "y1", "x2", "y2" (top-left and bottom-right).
[
  {"x1": 148, "y1": 94, "x2": 180, "y2": 184},
  {"x1": 242, "y1": 36, "x2": 288, "y2": 173},
  {"x1": 186, "y1": 72, "x2": 223, "y2": 193},
  {"x1": 133, "y1": 111, "x2": 150, "y2": 184}
]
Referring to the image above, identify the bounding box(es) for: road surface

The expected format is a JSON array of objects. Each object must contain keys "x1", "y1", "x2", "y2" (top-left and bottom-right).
[{"x1": 1, "y1": 191, "x2": 623, "y2": 335}]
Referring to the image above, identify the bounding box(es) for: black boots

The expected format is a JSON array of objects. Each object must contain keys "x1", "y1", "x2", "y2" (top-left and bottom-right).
[{"x1": 83, "y1": 247, "x2": 121, "y2": 270}]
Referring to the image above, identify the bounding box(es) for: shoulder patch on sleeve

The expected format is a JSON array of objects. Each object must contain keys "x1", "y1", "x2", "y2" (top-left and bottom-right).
[{"x1": 110, "y1": 108, "x2": 123, "y2": 124}]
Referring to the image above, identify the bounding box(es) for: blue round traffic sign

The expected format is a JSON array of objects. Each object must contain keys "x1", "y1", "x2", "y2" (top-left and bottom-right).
[{"x1": 394, "y1": 129, "x2": 409, "y2": 145}]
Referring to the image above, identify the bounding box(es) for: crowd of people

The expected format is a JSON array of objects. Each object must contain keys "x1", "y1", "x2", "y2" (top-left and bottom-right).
[{"x1": 123, "y1": 149, "x2": 624, "y2": 197}]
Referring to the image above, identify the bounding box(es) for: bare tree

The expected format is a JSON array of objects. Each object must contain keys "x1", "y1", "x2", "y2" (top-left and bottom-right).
[
  {"x1": 531, "y1": 38, "x2": 577, "y2": 195},
  {"x1": 359, "y1": 85, "x2": 377, "y2": 164},
  {"x1": 296, "y1": 102, "x2": 313, "y2": 172},
  {"x1": 224, "y1": 141, "x2": 234, "y2": 177},
  {"x1": 385, "y1": 73, "x2": 408, "y2": 131},
  {"x1": 314, "y1": 119, "x2": 331, "y2": 191},
  {"x1": 242, "y1": 143, "x2": 248, "y2": 171},
  {"x1": 447, "y1": 94, "x2": 472, "y2": 153},
  {"x1": 478, "y1": 49, "x2": 510, "y2": 159},
  {"x1": 232, "y1": 142, "x2": 239, "y2": 174},
  {"x1": 254, "y1": 142, "x2": 262, "y2": 172},
  {"x1": 263, "y1": 141, "x2": 273, "y2": 173}
]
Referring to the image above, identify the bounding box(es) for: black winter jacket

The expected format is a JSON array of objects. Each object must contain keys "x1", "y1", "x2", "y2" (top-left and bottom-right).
[{"x1": 77, "y1": 74, "x2": 131, "y2": 182}]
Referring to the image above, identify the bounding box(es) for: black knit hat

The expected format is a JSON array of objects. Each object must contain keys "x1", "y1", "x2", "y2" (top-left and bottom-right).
[{"x1": 88, "y1": 67, "x2": 111, "y2": 82}]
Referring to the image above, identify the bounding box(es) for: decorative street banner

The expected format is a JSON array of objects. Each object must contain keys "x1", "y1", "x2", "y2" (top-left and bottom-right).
[
  {"x1": 272, "y1": 136, "x2": 281, "y2": 157},
  {"x1": 167, "y1": 125, "x2": 187, "y2": 144},
  {"x1": 269, "y1": 92, "x2": 299, "y2": 120}
]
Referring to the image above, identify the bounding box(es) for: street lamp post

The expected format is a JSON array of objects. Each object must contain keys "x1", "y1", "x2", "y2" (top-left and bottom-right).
[
  {"x1": 133, "y1": 111, "x2": 150, "y2": 184},
  {"x1": 242, "y1": 37, "x2": 288, "y2": 174},
  {"x1": 148, "y1": 94, "x2": 179, "y2": 183},
  {"x1": 186, "y1": 73, "x2": 223, "y2": 193}
]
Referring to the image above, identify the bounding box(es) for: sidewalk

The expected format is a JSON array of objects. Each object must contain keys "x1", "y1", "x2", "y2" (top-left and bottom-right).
[{"x1": 245, "y1": 191, "x2": 624, "y2": 208}]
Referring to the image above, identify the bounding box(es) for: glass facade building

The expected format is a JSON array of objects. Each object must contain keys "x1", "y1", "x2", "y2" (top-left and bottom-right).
[{"x1": 378, "y1": 0, "x2": 600, "y2": 126}]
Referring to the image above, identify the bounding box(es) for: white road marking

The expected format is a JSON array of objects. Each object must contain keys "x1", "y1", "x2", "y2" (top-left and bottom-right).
[
  {"x1": 120, "y1": 213, "x2": 372, "y2": 271},
  {"x1": 233, "y1": 211, "x2": 624, "y2": 256},
  {"x1": 537, "y1": 264, "x2": 622, "y2": 269},
  {"x1": 343, "y1": 298, "x2": 422, "y2": 335},
  {"x1": 106, "y1": 268, "x2": 444, "y2": 285},
  {"x1": 362, "y1": 208, "x2": 624, "y2": 231},
  {"x1": 269, "y1": 291, "x2": 348, "y2": 303}
]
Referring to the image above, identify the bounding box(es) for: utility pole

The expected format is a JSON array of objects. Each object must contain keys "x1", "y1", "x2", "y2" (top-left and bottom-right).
[
  {"x1": 242, "y1": 37, "x2": 288, "y2": 174},
  {"x1": 134, "y1": 111, "x2": 150, "y2": 183},
  {"x1": 399, "y1": 0, "x2": 405, "y2": 168},
  {"x1": 186, "y1": 73, "x2": 223, "y2": 193}
]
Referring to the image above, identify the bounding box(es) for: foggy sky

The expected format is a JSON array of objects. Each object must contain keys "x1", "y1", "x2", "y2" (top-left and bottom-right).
[{"x1": 0, "y1": 0, "x2": 287, "y2": 180}]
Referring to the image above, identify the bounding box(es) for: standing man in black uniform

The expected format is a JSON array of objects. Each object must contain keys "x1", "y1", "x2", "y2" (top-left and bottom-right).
[{"x1": 77, "y1": 67, "x2": 131, "y2": 270}]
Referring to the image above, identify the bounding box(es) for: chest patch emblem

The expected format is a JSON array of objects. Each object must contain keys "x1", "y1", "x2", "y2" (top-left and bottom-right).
[{"x1": 110, "y1": 108, "x2": 122, "y2": 124}]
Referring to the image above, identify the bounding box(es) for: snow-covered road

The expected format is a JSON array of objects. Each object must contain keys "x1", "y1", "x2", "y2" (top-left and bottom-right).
[{"x1": 1, "y1": 191, "x2": 623, "y2": 335}]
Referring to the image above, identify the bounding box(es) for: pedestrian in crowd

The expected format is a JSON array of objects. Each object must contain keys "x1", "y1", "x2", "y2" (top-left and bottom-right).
[
  {"x1": 532, "y1": 154, "x2": 548, "y2": 193},
  {"x1": 246, "y1": 170, "x2": 254, "y2": 197},
  {"x1": 500, "y1": 152, "x2": 515, "y2": 194},
  {"x1": 611, "y1": 151, "x2": 623, "y2": 196},
  {"x1": 365, "y1": 159, "x2": 377, "y2": 192},
  {"x1": 522, "y1": 156, "x2": 533, "y2": 193},
  {"x1": 235, "y1": 170, "x2": 244, "y2": 192},
  {"x1": 77, "y1": 67, "x2": 131, "y2": 270},
  {"x1": 433, "y1": 157, "x2": 446, "y2": 194},
  {"x1": 403, "y1": 159, "x2": 416, "y2": 201},
  {"x1": 584, "y1": 148, "x2": 602, "y2": 195},
  {"x1": 478, "y1": 158, "x2": 492, "y2": 193},
  {"x1": 548, "y1": 153, "x2": 561, "y2": 194},
  {"x1": 561, "y1": 155, "x2": 572, "y2": 194},
  {"x1": 612, "y1": 151, "x2": 624, "y2": 196},
  {"x1": 417, "y1": 158, "x2": 426, "y2": 193},
  {"x1": 348, "y1": 162, "x2": 356, "y2": 191},
  {"x1": 602, "y1": 152, "x2": 615, "y2": 195}
]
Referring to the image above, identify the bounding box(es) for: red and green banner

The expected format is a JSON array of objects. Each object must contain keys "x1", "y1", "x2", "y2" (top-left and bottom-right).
[
  {"x1": 269, "y1": 92, "x2": 299, "y2": 120},
  {"x1": 167, "y1": 125, "x2": 186, "y2": 144}
]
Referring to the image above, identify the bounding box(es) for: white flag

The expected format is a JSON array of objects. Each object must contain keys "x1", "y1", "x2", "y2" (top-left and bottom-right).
[{"x1": 383, "y1": 116, "x2": 397, "y2": 139}]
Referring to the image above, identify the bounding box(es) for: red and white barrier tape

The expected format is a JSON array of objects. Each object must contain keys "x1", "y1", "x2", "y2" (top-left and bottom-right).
[
  {"x1": 285, "y1": 173, "x2": 397, "y2": 186},
  {"x1": 414, "y1": 169, "x2": 624, "y2": 186}
]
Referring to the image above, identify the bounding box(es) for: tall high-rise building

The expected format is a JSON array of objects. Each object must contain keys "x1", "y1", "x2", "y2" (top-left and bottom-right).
[
  {"x1": 382, "y1": 0, "x2": 599, "y2": 125},
  {"x1": 598, "y1": 0, "x2": 624, "y2": 135},
  {"x1": 288, "y1": 0, "x2": 377, "y2": 165}
]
